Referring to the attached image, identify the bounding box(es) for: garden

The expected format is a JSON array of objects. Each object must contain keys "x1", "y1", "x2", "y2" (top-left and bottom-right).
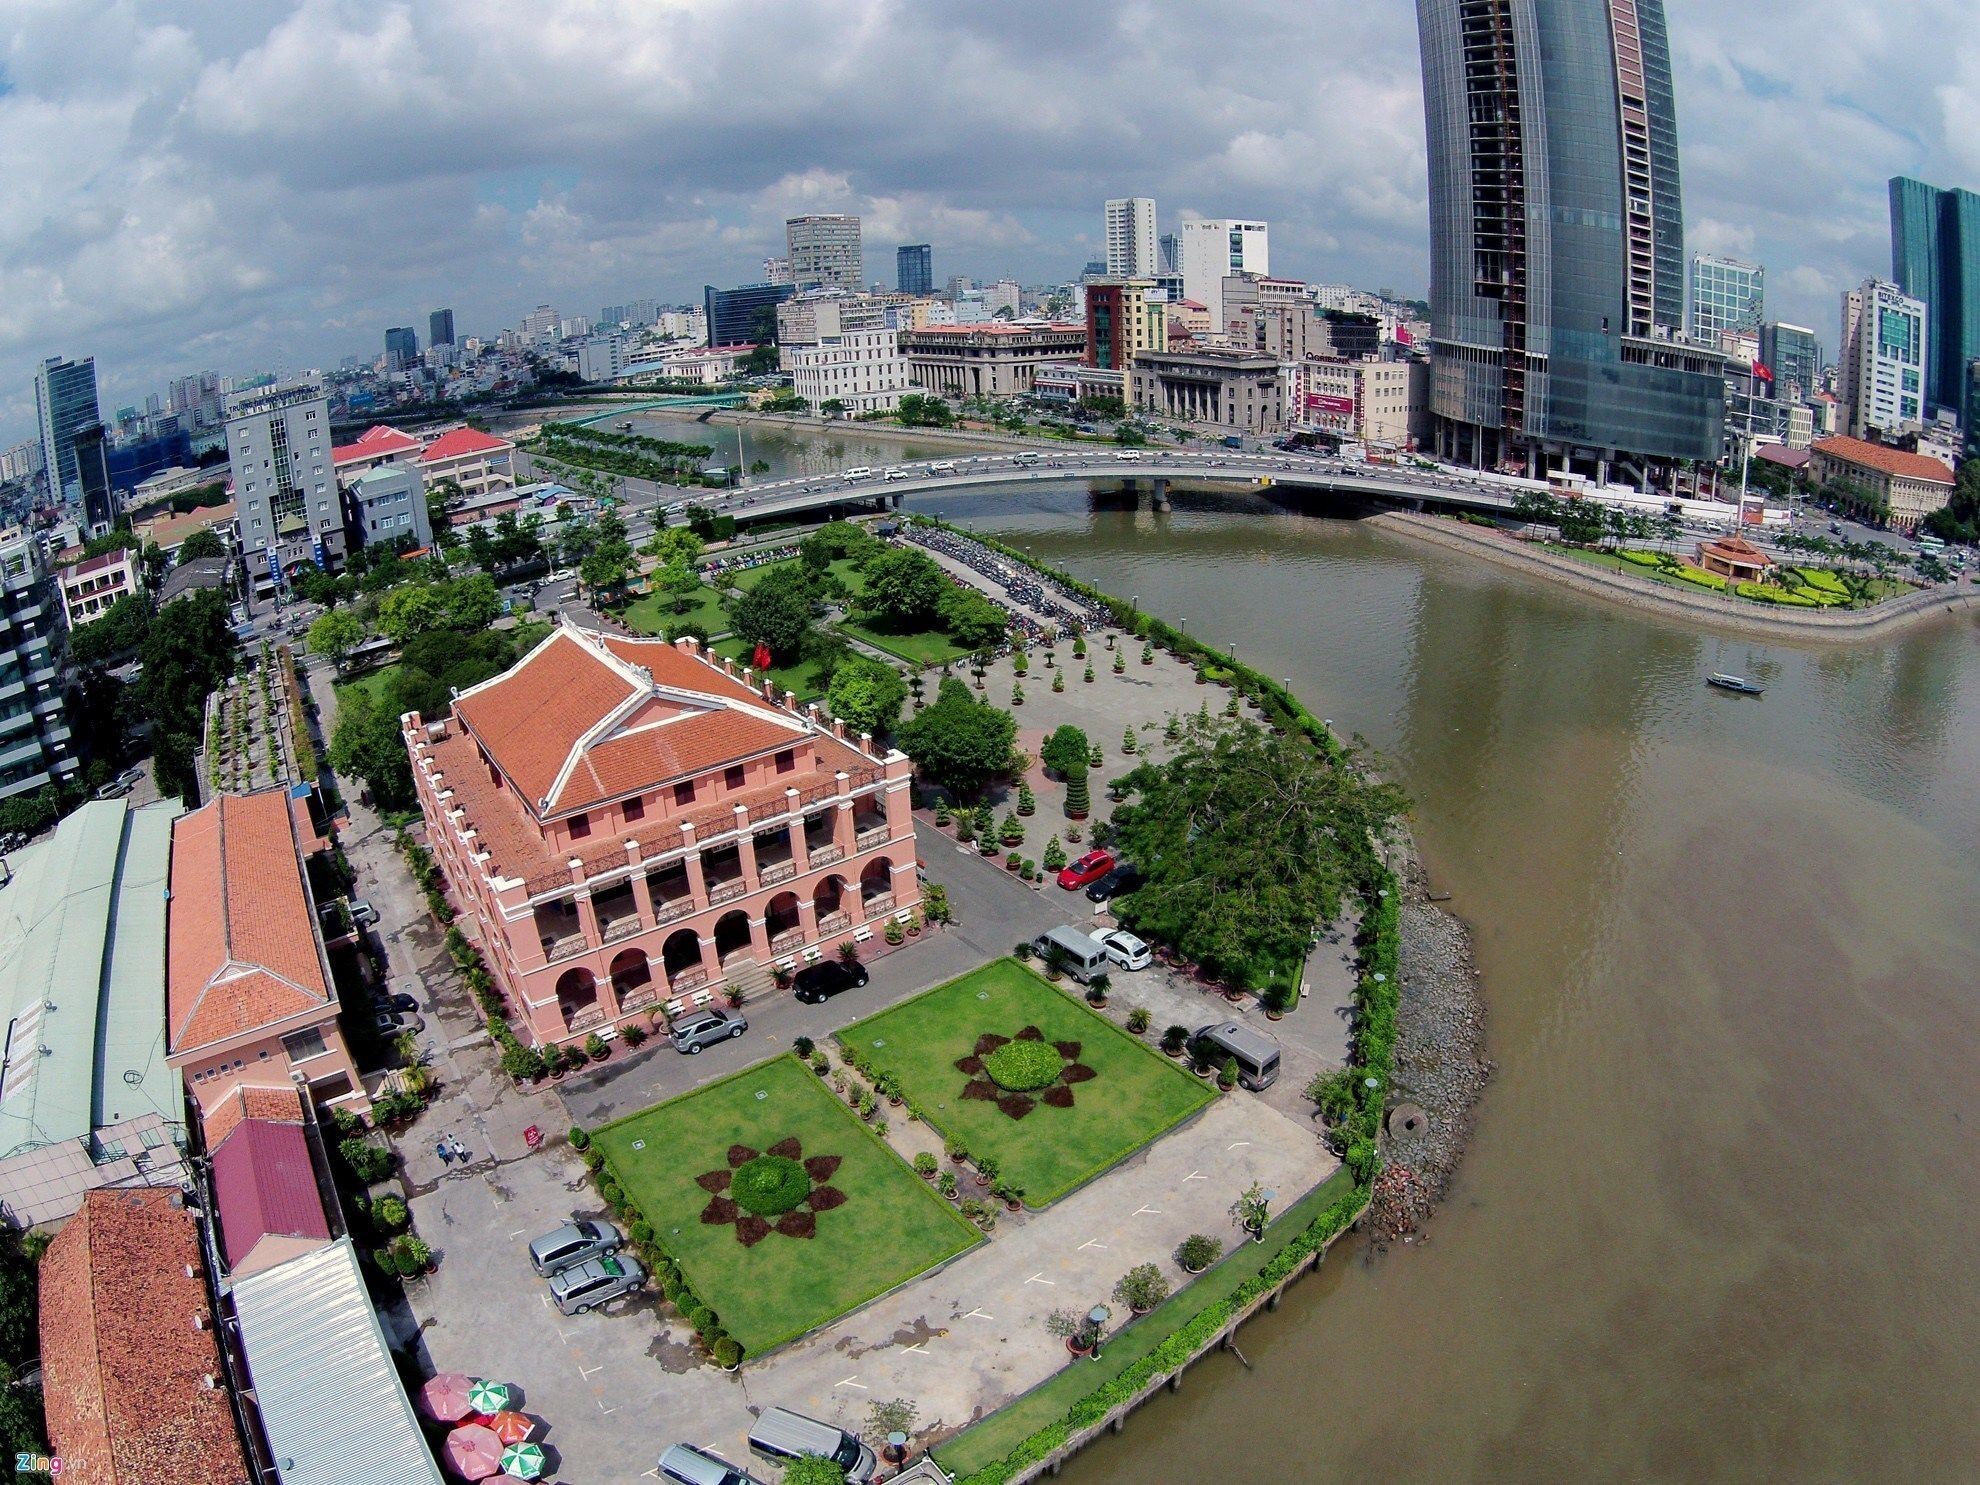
[
  {"x1": 591, "y1": 1054, "x2": 980, "y2": 1355},
  {"x1": 836, "y1": 961, "x2": 1216, "y2": 1208}
]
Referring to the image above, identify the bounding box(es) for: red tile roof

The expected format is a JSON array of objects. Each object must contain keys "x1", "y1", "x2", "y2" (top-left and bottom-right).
[
  {"x1": 167, "y1": 790, "x2": 333, "y2": 1056},
  {"x1": 1812, "y1": 435, "x2": 1953, "y2": 484},
  {"x1": 38, "y1": 1189, "x2": 247, "y2": 1485},
  {"x1": 201, "y1": 1082, "x2": 305, "y2": 1149},
  {"x1": 59, "y1": 548, "x2": 134, "y2": 580},
  {"x1": 331, "y1": 424, "x2": 422, "y2": 466},
  {"x1": 419, "y1": 427, "x2": 512, "y2": 463},
  {"x1": 210, "y1": 1119, "x2": 332, "y2": 1270}
]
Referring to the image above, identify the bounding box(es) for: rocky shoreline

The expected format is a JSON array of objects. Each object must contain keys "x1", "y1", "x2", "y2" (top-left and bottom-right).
[{"x1": 1369, "y1": 856, "x2": 1491, "y2": 1241}]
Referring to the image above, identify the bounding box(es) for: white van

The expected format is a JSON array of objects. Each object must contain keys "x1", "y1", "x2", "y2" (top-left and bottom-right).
[
  {"x1": 1113, "y1": 448, "x2": 1143, "y2": 462},
  {"x1": 1030, "y1": 925, "x2": 1112, "y2": 984},
  {"x1": 927, "y1": 460, "x2": 958, "y2": 475},
  {"x1": 1012, "y1": 450, "x2": 1041, "y2": 466},
  {"x1": 747, "y1": 1408, "x2": 876, "y2": 1484},
  {"x1": 842, "y1": 467, "x2": 875, "y2": 482}
]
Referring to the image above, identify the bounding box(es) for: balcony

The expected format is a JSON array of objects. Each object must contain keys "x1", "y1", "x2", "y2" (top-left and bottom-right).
[
  {"x1": 862, "y1": 893, "x2": 895, "y2": 916},
  {"x1": 758, "y1": 859, "x2": 797, "y2": 887},
  {"x1": 855, "y1": 824, "x2": 890, "y2": 851},
  {"x1": 567, "y1": 1004, "x2": 607, "y2": 1033},
  {"x1": 818, "y1": 911, "x2": 851, "y2": 934},
  {"x1": 708, "y1": 879, "x2": 747, "y2": 907},
  {"x1": 769, "y1": 929, "x2": 805, "y2": 956},
  {"x1": 600, "y1": 914, "x2": 645, "y2": 945},
  {"x1": 541, "y1": 931, "x2": 588, "y2": 963},
  {"x1": 671, "y1": 965, "x2": 709, "y2": 993},
  {"x1": 807, "y1": 844, "x2": 843, "y2": 869}
]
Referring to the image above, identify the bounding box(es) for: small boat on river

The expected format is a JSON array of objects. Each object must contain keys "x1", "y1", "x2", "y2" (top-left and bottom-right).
[{"x1": 1706, "y1": 673, "x2": 1764, "y2": 695}]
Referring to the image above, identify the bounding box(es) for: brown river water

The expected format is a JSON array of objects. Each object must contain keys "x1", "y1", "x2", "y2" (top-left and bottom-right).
[{"x1": 651, "y1": 418, "x2": 1980, "y2": 1482}]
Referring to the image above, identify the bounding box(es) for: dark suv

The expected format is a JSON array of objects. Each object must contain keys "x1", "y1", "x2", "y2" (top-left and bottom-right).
[
  {"x1": 792, "y1": 960, "x2": 870, "y2": 1005},
  {"x1": 1084, "y1": 863, "x2": 1143, "y2": 902}
]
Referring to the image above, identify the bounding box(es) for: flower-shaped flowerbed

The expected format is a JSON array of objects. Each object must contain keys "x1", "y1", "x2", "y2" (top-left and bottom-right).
[
  {"x1": 955, "y1": 1027, "x2": 1096, "y2": 1120},
  {"x1": 696, "y1": 1136, "x2": 847, "y2": 1246}
]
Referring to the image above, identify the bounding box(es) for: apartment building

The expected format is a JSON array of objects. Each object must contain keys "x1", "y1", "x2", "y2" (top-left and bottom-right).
[
  {"x1": 225, "y1": 382, "x2": 342, "y2": 594},
  {"x1": 404, "y1": 624, "x2": 919, "y2": 1048},
  {"x1": 788, "y1": 330, "x2": 912, "y2": 414},
  {"x1": 0, "y1": 526, "x2": 78, "y2": 805},
  {"x1": 54, "y1": 546, "x2": 141, "y2": 627}
]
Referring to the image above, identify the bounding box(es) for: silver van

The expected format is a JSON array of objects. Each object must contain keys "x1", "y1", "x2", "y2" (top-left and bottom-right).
[
  {"x1": 747, "y1": 1407, "x2": 877, "y2": 1484},
  {"x1": 1030, "y1": 925, "x2": 1111, "y2": 985},
  {"x1": 548, "y1": 1250, "x2": 645, "y2": 1315},
  {"x1": 658, "y1": 1444, "x2": 762, "y2": 1485},
  {"x1": 1192, "y1": 1021, "x2": 1282, "y2": 1090}
]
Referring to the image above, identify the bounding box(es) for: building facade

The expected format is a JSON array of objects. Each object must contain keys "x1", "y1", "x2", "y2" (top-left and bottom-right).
[
  {"x1": 384, "y1": 327, "x2": 418, "y2": 370},
  {"x1": 0, "y1": 527, "x2": 78, "y2": 805},
  {"x1": 55, "y1": 547, "x2": 141, "y2": 627},
  {"x1": 1808, "y1": 434, "x2": 1953, "y2": 531},
  {"x1": 343, "y1": 465, "x2": 431, "y2": 549},
  {"x1": 787, "y1": 330, "x2": 912, "y2": 414},
  {"x1": 1299, "y1": 358, "x2": 1430, "y2": 448},
  {"x1": 1177, "y1": 220, "x2": 1269, "y2": 325},
  {"x1": 1084, "y1": 279, "x2": 1155, "y2": 373},
  {"x1": 703, "y1": 282, "x2": 796, "y2": 350},
  {"x1": 899, "y1": 323, "x2": 1088, "y2": 398},
  {"x1": 1839, "y1": 279, "x2": 1928, "y2": 438},
  {"x1": 786, "y1": 214, "x2": 864, "y2": 292},
  {"x1": 429, "y1": 307, "x2": 456, "y2": 348},
  {"x1": 418, "y1": 427, "x2": 515, "y2": 499},
  {"x1": 1888, "y1": 175, "x2": 1980, "y2": 416},
  {"x1": 1130, "y1": 347, "x2": 1287, "y2": 433},
  {"x1": 404, "y1": 625, "x2": 920, "y2": 1048},
  {"x1": 1688, "y1": 254, "x2": 1764, "y2": 343},
  {"x1": 1105, "y1": 197, "x2": 1159, "y2": 278},
  {"x1": 225, "y1": 382, "x2": 344, "y2": 593},
  {"x1": 1760, "y1": 321, "x2": 1821, "y2": 401},
  {"x1": 897, "y1": 244, "x2": 933, "y2": 296},
  {"x1": 1415, "y1": 0, "x2": 1725, "y2": 476},
  {"x1": 34, "y1": 355, "x2": 100, "y2": 502},
  {"x1": 72, "y1": 421, "x2": 117, "y2": 533}
]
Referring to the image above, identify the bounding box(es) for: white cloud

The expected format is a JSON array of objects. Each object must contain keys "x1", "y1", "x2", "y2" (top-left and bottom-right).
[{"x1": 0, "y1": 0, "x2": 1976, "y2": 439}]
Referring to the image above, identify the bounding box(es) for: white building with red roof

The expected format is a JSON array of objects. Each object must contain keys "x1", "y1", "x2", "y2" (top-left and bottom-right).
[
  {"x1": 404, "y1": 622, "x2": 918, "y2": 1048},
  {"x1": 330, "y1": 424, "x2": 424, "y2": 478},
  {"x1": 417, "y1": 426, "x2": 514, "y2": 498}
]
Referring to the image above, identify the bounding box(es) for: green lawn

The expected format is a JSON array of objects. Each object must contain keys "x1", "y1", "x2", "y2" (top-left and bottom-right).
[
  {"x1": 838, "y1": 961, "x2": 1217, "y2": 1208},
  {"x1": 619, "y1": 583, "x2": 731, "y2": 636},
  {"x1": 332, "y1": 663, "x2": 401, "y2": 711},
  {"x1": 708, "y1": 635, "x2": 825, "y2": 702},
  {"x1": 836, "y1": 618, "x2": 973, "y2": 668},
  {"x1": 593, "y1": 1055, "x2": 980, "y2": 1355},
  {"x1": 730, "y1": 556, "x2": 869, "y2": 597},
  {"x1": 933, "y1": 1166, "x2": 1357, "y2": 1478}
]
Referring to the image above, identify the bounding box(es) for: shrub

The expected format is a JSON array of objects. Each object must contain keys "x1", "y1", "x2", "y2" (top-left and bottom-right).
[
  {"x1": 1217, "y1": 1056, "x2": 1239, "y2": 1091},
  {"x1": 600, "y1": 1180, "x2": 624, "y2": 1208},
  {"x1": 944, "y1": 1136, "x2": 968, "y2": 1162},
  {"x1": 810, "y1": 1050, "x2": 830, "y2": 1075},
  {"x1": 938, "y1": 1171, "x2": 958, "y2": 1198},
  {"x1": 885, "y1": 920, "x2": 905, "y2": 945},
  {"x1": 732, "y1": 1155, "x2": 809, "y2": 1216},
  {"x1": 338, "y1": 1138, "x2": 393, "y2": 1185},
  {"x1": 373, "y1": 1195, "x2": 409, "y2": 1234},
  {"x1": 784, "y1": 1458, "x2": 848, "y2": 1485},
  {"x1": 913, "y1": 1151, "x2": 938, "y2": 1177},
  {"x1": 584, "y1": 1032, "x2": 609, "y2": 1060},
  {"x1": 1041, "y1": 836, "x2": 1067, "y2": 871},
  {"x1": 934, "y1": 798, "x2": 952, "y2": 827},
  {"x1": 582, "y1": 1147, "x2": 605, "y2": 1172},
  {"x1": 1017, "y1": 781, "x2": 1035, "y2": 815},
  {"x1": 712, "y1": 1336, "x2": 743, "y2": 1369},
  {"x1": 330, "y1": 1107, "x2": 366, "y2": 1139},
  {"x1": 794, "y1": 1035, "x2": 816, "y2": 1059},
  {"x1": 689, "y1": 1306, "x2": 716, "y2": 1335},
  {"x1": 631, "y1": 1220, "x2": 655, "y2": 1246},
  {"x1": 501, "y1": 1042, "x2": 546, "y2": 1081},
  {"x1": 1126, "y1": 1007, "x2": 1151, "y2": 1034},
  {"x1": 1177, "y1": 1233, "x2": 1222, "y2": 1272},
  {"x1": 985, "y1": 1039, "x2": 1062, "y2": 1091},
  {"x1": 1112, "y1": 1263, "x2": 1169, "y2": 1312},
  {"x1": 622, "y1": 1022, "x2": 647, "y2": 1047},
  {"x1": 569, "y1": 1126, "x2": 590, "y2": 1151},
  {"x1": 1052, "y1": 671, "x2": 1065, "y2": 692}
]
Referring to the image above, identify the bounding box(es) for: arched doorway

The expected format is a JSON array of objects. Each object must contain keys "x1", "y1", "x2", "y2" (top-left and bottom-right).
[
  {"x1": 609, "y1": 947, "x2": 653, "y2": 1009},
  {"x1": 813, "y1": 874, "x2": 849, "y2": 931},
  {"x1": 556, "y1": 967, "x2": 600, "y2": 1030},
  {"x1": 661, "y1": 927, "x2": 705, "y2": 990},
  {"x1": 713, "y1": 908, "x2": 753, "y2": 966},
  {"x1": 859, "y1": 855, "x2": 896, "y2": 911},
  {"x1": 765, "y1": 891, "x2": 802, "y2": 954}
]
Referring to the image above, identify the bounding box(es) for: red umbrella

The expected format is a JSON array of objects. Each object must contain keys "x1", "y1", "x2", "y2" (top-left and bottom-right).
[
  {"x1": 484, "y1": 1411, "x2": 535, "y2": 1446},
  {"x1": 418, "y1": 1372, "x2": 477, "y2": 1423},
  {"x1": 444, "y1": 1423, "x2": 504, "y2": 1481}
]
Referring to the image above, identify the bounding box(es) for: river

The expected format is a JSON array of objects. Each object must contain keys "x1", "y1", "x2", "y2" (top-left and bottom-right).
[{"x1": 646, "y1": 416, "x2": 1980, "y2": 1481}]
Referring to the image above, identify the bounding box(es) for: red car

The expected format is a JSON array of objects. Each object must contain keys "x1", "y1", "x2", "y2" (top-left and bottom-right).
[{"x1": 1056, "y1": 849, "x2": 1117, "y2": 890}]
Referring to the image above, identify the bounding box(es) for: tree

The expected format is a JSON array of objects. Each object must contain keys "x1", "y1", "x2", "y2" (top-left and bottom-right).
[
  {"x1": 728, "y1": 567, "x2": 814, "y2": 662},
  {"x1": 655, "y1": 556, "x2": 701, "y2": 613},
  {"x1": 862, "y1": 548, "x2": 947, "y2": 627},
  {"x1": 579, "y1": 539, "x2": 634, "y2": 601},
  {"x1": 783, "y1": 1458, "x2": 847, "y2": 1485},
  {"x1": 427, "y1": 479, "x2": 461, "y2": 540},
  {"x1": 896, "y1": 677, "x2": 1016, "y2": 797},
  {"x1": 136, "y1": 590, "x2": 236, "y2": 803},
  {"x1": 176, "y1": 527, "x2": 227, "y2": 563},
  {"x1": 377, "y1": 583, "x2": 445, "y2": 644},
  {"x1": 443, "y1": 573, "x2": 502, "y2": 630},
  {"x1": 1556, "y1": 499, "x2": 1606, "y2": 545},
  {"x1": 1040, "y1": 725, "x2": 1090, "y2": 780},
  {"x1": 1109, "y1": 718, "x2": 1404, "y2": 988},
  {"x1": 329, "y1": 683, "x2": 415, "y2": 809},
  {"x1": 896, "y1": 393, "x2": 954, "y2": 428},
  {"x1": 820, "y1": 398, "x2": 848, "y2": 417},
  {"x1": 0, "y1": 786, "x2": 60, "y2": 838},
  {"x1": 65, "y1": 594, "x2": 153, "y2": 666},
  {"x1": 741, "y1": 344, "x2": 781, "y2": 375},
  {"x1": 937, "y1": 584, "x2": 1009, "y2": 650},
  {"x1": 306, "y1": 609, "x2": 367, "y2": 666},
  {"x1": 825, "y1": 655, "x2": 909, "y2": 738},
  {"x1": 643, "y1": 525, "x2": 704, "y2": 568}
]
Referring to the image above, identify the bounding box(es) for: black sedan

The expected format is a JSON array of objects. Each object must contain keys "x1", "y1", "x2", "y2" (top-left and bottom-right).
[
  {"x1": 370, "y1": 991, "x2": 419, "y2": 1014},
  {"x1": 792, "y1": 960, "x2": 870, "y2": 1004},
  {"x1": 1084, "y1": 863, "x2": 1144, "y2": 902}
]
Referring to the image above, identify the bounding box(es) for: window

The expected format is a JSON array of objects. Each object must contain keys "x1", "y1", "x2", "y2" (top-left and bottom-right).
[
  {"x1": 623, "y1": 796, "x2": 645, "y2": 823},
  {"x1": 283, "y1": 1027, "x2": 327, "y2": 1061},
  {"x1": 775, "y1": 749, "x2": 796, "y2": 774},
  {"x1": 724, "y1": 765, "x2": 746, "y2": 791},
  {"x1": 674, "y1": 780, "x2": 695, "y2": 806},
  {"x1": 568, "y1": 812, "x2": 592, "y2": 839}
]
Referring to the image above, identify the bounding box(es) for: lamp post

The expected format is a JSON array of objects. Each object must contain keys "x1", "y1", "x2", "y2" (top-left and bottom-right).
[{"x1": 1085, "y1": 1303, "x2": 1113, "y2": 1359}]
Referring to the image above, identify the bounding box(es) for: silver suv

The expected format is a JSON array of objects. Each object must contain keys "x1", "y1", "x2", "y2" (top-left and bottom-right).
[
  {"x1": 549, "y1": 1251, "x2": 645, "y2": 1315},
  {"x1": 528, "y1": 1217, "x2": 622, "y2": 1276},
  {"x1": 670, "y1": 1006, "x2": 746, "y2": 1055}
]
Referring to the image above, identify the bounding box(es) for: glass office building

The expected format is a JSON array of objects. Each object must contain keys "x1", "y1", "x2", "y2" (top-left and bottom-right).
[
  {"x1": 897, "y1": 244, "x2": 933, "y2": 296},
  {"x1": 33, "y1": 355, "x2": 100, "y2": 501},
  {"x1": 1889, "y1": 175, "x2": 1980, "y2": 416},
  {"x1": 1689, "y1": 254, "x2": 1764, "y2": 343},
  {"x1": 1414, "y1": 0, "x2": 1723, "y2": 476},
  {"x1": 702, "y1": 282, "x2": 795, "y2": 350}
]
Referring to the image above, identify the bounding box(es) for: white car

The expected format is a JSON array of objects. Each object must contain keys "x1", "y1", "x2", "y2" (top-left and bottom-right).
[
  {"x1": 884, "y1": 467, "x2": 910, "y2": 481},
  {"x1": 1096, "y1": 928, "x2": 1151, "y2": 972},
  {"x1": 1113, "y1": 449, "x2": 1143, "y2": 462},
  {"x1": 927, "y1": 460, "x2": 957, "y2": 475}
]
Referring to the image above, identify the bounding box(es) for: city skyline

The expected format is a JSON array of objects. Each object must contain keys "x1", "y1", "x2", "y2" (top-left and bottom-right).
[{"x1": 0, "y1": 0, "x2": 1975, "y2": 443}]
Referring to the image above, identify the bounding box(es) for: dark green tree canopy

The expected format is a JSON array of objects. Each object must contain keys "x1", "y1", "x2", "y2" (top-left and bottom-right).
[
  {"x1": 861, "y1": 548, "x2": 947, "y2": 628},
  {"x1": 727, "y1": 566, "x2": 815, "y2": 662},
  {"x1": 897, "y1": 677, "x2": 1016, "y2": 797},
  {"x1": 825, "y1": 655, "x2": 909, "y2": 738}
]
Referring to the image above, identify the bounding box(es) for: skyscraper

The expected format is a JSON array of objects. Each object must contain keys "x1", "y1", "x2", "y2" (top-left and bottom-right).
[
  {"x1": 71, "y1": 423, "x2": 116, "y2": 533},
  {"x1": 703, "y1": 283, "x2": 796, "y2": 349},
  {"x1": 1888, "y1": 175, "x2": 1980, "y2": 416},
  {"x1": 1177, "y1": 220, "x2": 1269, "y2": 324},
  {"x1": 33, "y1": 355, "x2": 99, "y2": 500},
  {"x1": 385, "y1": 327, "x2": 419, "y2": 370},
  {"x1": 1159, "y1": 233, "x2": 1179, "y2": 274},
  {"x1": 429, "y1": 308, "x2": 456, "y2": 348},
  {"x1": 897, "y1": 244, "x2": 933, "y2": 296},
  {"x1": 1689, "y1": 254, "x2": 1764, "y2": 343},
  {"x1": 1414, "y1": 0, "x2": 1724, "y2": 475},
  {"x1": 1759, "y1": 322, "x2": 1821, "y2": 401},
  {"x1": 785, "y1": 214, "x2": 863, "y2": 292},
  {"x1": 1839, "y1": 279, "x2": 1927, "y2": 438},
  {"x1": 1104, "y1": 198, "x2": 1159, "y2": 278}
]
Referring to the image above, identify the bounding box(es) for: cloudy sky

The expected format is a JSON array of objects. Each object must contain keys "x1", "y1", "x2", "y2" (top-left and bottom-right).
[{"x1": 2, "y1": 0, "x2": 1976, "y2": 443}]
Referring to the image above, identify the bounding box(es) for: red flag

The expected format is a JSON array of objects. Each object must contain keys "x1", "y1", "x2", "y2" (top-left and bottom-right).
[
  {"x1": 1752, "y1": 360, "x2": 1773, "y2": 382},
  {"x1": 753, "y1": 642, "x2": 772, "y2": 672}
]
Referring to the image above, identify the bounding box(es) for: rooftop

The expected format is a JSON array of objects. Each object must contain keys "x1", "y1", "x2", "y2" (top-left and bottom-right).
[
  {"x1": 202, "y1": 1081, "x2": 304, "y2": 1149},
  {"x1": 230, "y1": 1240, "x2": 445, "y2": 1485},
  {"x1": 1811, "y1": 435, "x2": 1954, "y2": 484},
  {"x1": 210, "y1": 1118, "x2": 332, "y2": 1273},
  {"x1": 38, "y1": 1189, "x2": 247, "y2": 1485},
  {"x1": 419, "y1": 426, "x2": 512, "y2": 463},
  {"x1": 330, "y1": 424, "x2": 422, "y2": 466},
  {"x1": 0, "y1": 800, "x2": 184, "y2": 1157},
  {"x1": 167, "y1": 790, "x2": 333, "y2": 1058},
  {"x1": 57, "y1": 548, "x2": 134, "y2": 581},
  {"x1": 134, "y1": 501, "x2": 236, "y2": 551}
]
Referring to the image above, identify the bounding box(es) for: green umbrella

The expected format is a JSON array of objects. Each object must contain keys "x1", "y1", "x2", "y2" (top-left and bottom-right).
[
  {"x1": 499, "y1": 1442, "x2": 546, "y2": 1480},
  {"x1": 467, "y1": 1378, "x2": 512, "y2": 1414}
]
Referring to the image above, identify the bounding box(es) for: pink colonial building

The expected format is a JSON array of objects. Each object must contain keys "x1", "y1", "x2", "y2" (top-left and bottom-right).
[{"x1": 404, "y1": 622, "x2": 919, "y2": 1047}]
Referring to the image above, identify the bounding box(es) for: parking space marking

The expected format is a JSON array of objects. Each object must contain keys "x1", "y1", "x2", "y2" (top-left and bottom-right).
[
  {"x1": 1184, "y1": 1170, "x2": 1207, "y2": 1182},
  {"x1": 1078, "y1": 1239, "x2": 1108, "y2": 1251},
  {"x1": 1134, "y1": 1205, "x2": 1162, "y2": 1216},
  {"x1": 901, "y1": 1343, "x2": 931, "y2": 1357},
  {"x1": 963, "y1": 1307, "x2": 995, "y2": 1321},
  {"x1": 835, "y1": 1376, "x2": 868, "y2": 1390},
  {"x1": 1226, "y1": 1140, "x2": 1252, "y2": 1151},
  {"x1": 597, "y1": 1401, "x2": 617, "y2": 1415},
  {"x1": 1024, "y1": 1273, "x2": 1056, "y2": 1286},
  {"x1": 579, "y1": 1364, "x2": 605, "y2": 1379},
  {"x1": 509, "y1": 1228, "x2": 528, "y2": 1239}
]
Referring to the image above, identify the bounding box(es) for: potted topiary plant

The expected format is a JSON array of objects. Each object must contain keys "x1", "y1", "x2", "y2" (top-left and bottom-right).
[
  {"x1": 1162, "y1": 1024, "x2": 1189, "y2": 1058},
  {"x1": 1046, "y1": 1308, "x2": 1090, "y2": 1358},
  {"x1": 945, "y1": 1136, "x2": 968, "y2": 1165},
  {"x1": 1263, "y1": 980, "x2": 1295, "y2": 1020},
  {"x1": 1177, "y1": 1233, "x2": 1222, "y2": 1274},
  {"x1": 584, "y1": 1032, "x2": 609, "y2": 1062},
  {"x1": 1126, "y1": 1007, "x2": 1151, "y2": 1035},
  {"x1": 913, "y1": 1151, "x2": 938, "y2": 1179},
  {"x1": 1083, "y1": 663, "x2": 1095, "y2": 684},
  {"x1": 938, "y1": 1170, "x2": 958, "y2": 1200},
  {"x1": 885, "y1": 919, "x2": 905, "y2": 945},
  {"x1": 712, "y1": 1336, "x2": 743, "y2": 1372},
  {"x1": 1085, "y1": 973, "x2": 1110, "y2": 1008},
  {"x1": 1217, "y1": 1055, "x2": 1239, "y2": 1091},
  {"x1": 838, "y1": 939, "x2": 861, "y2": 966},
  {"x1": 974, "y1": 1154, "x2": 1000, "y2": 1190},
  {"x1": 1112, "y1": 1263, "x2": 1169, "y2": 1315}
]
